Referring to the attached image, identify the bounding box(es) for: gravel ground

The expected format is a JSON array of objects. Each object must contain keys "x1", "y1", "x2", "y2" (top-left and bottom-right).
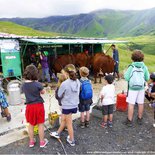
[
  {"x1": 0, "y1": 103, "x2": 155, "y2": 154},
  {"x1": 0, "y1": 79, "x2": 155, "y2": 154}
]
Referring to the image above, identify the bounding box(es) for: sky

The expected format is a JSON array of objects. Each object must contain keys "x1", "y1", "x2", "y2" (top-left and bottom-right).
[{"x1": 0, "y1": 0, "x2": 155, "y2": 18}]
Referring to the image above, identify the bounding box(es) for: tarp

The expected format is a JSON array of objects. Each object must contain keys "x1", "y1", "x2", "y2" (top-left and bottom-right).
[{"x1": 20, "y1": 38, "x2": 127, "y2": 45}]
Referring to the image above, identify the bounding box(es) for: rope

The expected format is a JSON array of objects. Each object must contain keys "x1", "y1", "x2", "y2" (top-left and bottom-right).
[{"x1": 44, "y1": 124, "x2": 67, "y2": 155}]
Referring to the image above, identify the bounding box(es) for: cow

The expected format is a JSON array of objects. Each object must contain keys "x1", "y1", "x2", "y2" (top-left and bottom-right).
[
  {"x1": 74, "y1": 52, "x2": 91, "y2": 68},
  {"x1": 50, "y1": 52, "x2": 92, "y2": 75},
  {"x1": 50, "y1": 54, "x2": 75, "y2": 75},
  {"x1": 93, "y1": 53, "x2": 114, "y2": 83}
]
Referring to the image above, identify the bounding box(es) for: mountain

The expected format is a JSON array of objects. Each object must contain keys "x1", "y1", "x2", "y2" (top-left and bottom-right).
[{"x1": 1, "y1": 8, "x2": 155, "y2": 38}]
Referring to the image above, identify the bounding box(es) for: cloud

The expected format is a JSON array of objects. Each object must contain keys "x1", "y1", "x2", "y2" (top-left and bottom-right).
[{"x1": 0, "y1": 0, "x2": 155, "y2": 18}]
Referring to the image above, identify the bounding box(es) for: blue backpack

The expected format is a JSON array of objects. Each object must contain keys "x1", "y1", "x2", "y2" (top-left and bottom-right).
[{"x1": 80, "y1": 80, "x2": 93, "y2": 100}]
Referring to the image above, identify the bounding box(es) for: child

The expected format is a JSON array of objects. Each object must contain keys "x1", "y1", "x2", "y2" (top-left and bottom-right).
[
  {"x1": 0, "y1": 88, "x2": 11, "y2": 122},
  {"x1": 79, "y1": 67, "x2": 93, "y2": 128},
  {"x1": 50, "y1": 64, "x2": 80, "y2": 146},
  {"x1": 21, "y1": 64, "x2": 48, "y2": 148},
  {"x1": 124, "y1": 50, "x2": 149, "y2": 127},
  {"x1": 145, "y1": 72, "x2": 155, "y2": 108},
  {"x1": 99, "y1": 74, "x2": 115, "y2": 128},
  {"x1": 55, "y1": 73, "x2": 67, "y2": 106}
]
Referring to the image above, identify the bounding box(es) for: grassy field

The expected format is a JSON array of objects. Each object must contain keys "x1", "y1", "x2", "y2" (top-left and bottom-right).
[
  {"x1": 104, "y1": 37, "x2": 155, "y2": 73},
  {"x1": 0, "y1": 21, "x2": 59, "y2": 37}
]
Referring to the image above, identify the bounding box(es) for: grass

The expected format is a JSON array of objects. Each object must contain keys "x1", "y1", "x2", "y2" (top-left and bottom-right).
[
  {"x1": 104, "y1": 37, "x2": 155, "y2": 73},
  {"x1": 0, "y1": 21, "x2": 59, "y2": 37}
]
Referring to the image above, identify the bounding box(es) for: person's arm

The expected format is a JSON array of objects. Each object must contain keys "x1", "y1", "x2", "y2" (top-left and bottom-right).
[
  {"x1": 144, "y1": 66, "x2": 150, "y2": 82},
  {"x1": 40, "y1": 89, "x2": 45, "y2": 94},
  {"x1": 99, "y1": 87, "x2": 105, "y2": 103},
  {"x1": 150, "y1": 92, "x2": 155, "y2": 99},
  {"x1": 58, "y1": 82, "x2": 66, "y2": 98},
  {"x1": 124, "y1": 65, "x2": 133, "y2": 81},
  {"x1": 40, "y1": 54, "x2": 43, "y2": 60},
  {"x1": 37, "y1": 82, "x2": 45, "y2": 94},
  {"x1": 100, "y1": 95, "x2": 104, "y2": 103}
]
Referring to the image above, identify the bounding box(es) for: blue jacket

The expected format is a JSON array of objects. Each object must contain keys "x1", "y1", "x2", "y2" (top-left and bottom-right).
[{"x1": 113, "y1": 49, "x2": 119, "y2": 63}]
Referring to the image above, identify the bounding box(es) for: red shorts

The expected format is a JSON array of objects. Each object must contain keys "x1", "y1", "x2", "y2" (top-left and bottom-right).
[{"x1": 25, "y1": 103, "x2": 45, "y2": 126}]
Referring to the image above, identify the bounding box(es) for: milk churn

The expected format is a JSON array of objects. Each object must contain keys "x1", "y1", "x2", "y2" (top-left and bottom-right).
[{"x1": 7, "y1": 80, "x2": 22, "y2": 105}]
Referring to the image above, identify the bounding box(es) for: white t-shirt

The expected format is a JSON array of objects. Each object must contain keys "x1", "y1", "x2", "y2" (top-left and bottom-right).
[{"x1": 99, "y1": 84, "x2": 115, "y2": 105}]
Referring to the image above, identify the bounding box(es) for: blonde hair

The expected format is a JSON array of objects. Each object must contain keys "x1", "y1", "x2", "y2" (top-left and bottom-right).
[
  {"x1": 79, "y1": 67, "x2": 89, "y2": 77},
  {"x1": 57, "y1": 73, "x2": 67, "y2": 87}
]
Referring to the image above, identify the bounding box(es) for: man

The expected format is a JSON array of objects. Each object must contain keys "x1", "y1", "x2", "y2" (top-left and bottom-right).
[
  {"x1": 40, "y1": 51, "x2": 51, "y2": 83},
  {"x1": 111, "y1": 44, "x2": 120, "y2": 80}
]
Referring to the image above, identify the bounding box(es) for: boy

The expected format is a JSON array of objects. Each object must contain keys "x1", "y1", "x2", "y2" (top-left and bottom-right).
[
  {"x1": 99, "y1": 74, "x2": 115, "y2": 128},
  {"x1": 79, "y1": 67, "x2": 93, "y2": 128}
]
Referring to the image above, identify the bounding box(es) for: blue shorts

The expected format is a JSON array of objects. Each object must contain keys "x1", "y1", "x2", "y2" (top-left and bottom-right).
[
  {"x1": 79, "y1": 103, "x2": 90, "y2": 112},
  {"x1": 62, "y1": 108, "x2": 77, "y2": 115}
]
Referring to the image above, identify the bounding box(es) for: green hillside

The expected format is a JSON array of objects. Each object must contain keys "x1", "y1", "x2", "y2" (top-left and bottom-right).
[
  {"x1": 1, "y1": 8, "x2": 155, "y2": 38},
  {"x1": 0, "y1": 21, "x2": 154, "y2": 73},
  {"x1": 0, "y1": 21, "x2": 59, "y2": 37},
  {"x1": 105, "y1": 35, "x2": 155, "y2": 73}
]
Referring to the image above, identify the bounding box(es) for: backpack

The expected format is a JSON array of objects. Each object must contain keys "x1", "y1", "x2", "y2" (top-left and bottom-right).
[
  {"x1": 129, "y1": 65, "x2": 145, "y2": 90},
  {"x1": 80, "y1": 80, "x2": 93, "y2": 100}
]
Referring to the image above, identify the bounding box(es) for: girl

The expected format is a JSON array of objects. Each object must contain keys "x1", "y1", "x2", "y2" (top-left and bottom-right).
[
  {"x1": 50, "y1": 64, "x2": 80, "y2": 146},
  {"x1": 22, "y1": 64, "x2": 48, "y2": 148}
]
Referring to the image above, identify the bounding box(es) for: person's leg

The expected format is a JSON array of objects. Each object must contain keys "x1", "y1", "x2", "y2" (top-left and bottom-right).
[
  {"x1": 103, "y1": 115, "x2": 108, "y2": 123},
  {"x1": 28, "y1": 124, "x2": 34, "y2": 142},
  {"x1": 57, "y1": 114, "x2": 66, "y2": 134},
  {"x1": 66, "y1": 114, "x2": 74, "y2": 141},
  {"x1": 42, "y1": 68, "x2": 45, "y2": 82},
  {"x1": 80, "y1": 112, "x2": 85, "y2": 122},
  {"x1": 38, "y1": 123, "x2": 44, "y2": 142},
  {"x1": 45, "y1": 68, "x2": 51, "y2": 83},
  {"x1": 109, "y1": 114, "x2": 113, "y2": 122},
  {"x1": 3, "y1": 108, "x2": 10, "y2": 116},
  {"x1": 136, "y1": 90, "x2": 145, "y2": 124},
  {"x1": 138, "y1": 104, "x2": 144, "y2": 119},
  {"x1": 128, "y1": 104, "x2": 134, "y2": 121},
  {"x1": 86, "y1": 111, "x2": 90, "y2": 122}
]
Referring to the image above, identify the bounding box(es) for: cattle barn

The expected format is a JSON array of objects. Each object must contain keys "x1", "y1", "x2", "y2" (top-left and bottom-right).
[
  {"x1": 0, "y1": 36, "x2": 127, "y2": 80},
  {"x1": 19, "y1": 37, "x2": 127, "y2": 70}
]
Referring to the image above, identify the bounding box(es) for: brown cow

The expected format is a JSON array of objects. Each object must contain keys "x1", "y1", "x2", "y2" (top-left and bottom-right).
[
  {"x1": 50, "y1": 52, "x2": 92, "y2": 77},
  {"x1": 93, "y1": 53, "x2": 114, "y2": 83},
  {"x1": 74, "y1": 52, "x2": 91, "y2": 68},
  {"x1": 50, "y1": 54, "x2": 75, "y2": 74}
]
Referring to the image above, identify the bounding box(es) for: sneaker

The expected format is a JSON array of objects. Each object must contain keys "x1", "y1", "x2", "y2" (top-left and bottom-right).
[
  {"x1": 29, "y1": 139, "x2": 36, "y2": 148},
  {"x1": 50, "y1": 131, "x2": 60, "y2": 139},
  {"x1": 99, "y1": 122, "x2": 107, "y2": 128},
  {"x1": 80, "y1": 122, "x2": 85, "y2": 129},
  {"x1": 137, "y1": 117, "x2": 143, "y2": 125},
  {"x1": 108, "y1": 121, "x2": 113, "y2": 128},
  {"x1": 6, "y1": 114, "x2": 11, "y2": 122},
  {"x1": 123, "y1": 118, "x2": 133, "y2": 127},
  {"x1": 40, "y1": 139, "x2": 48, "y2": 148},
  {"x1": 66, "y1": 136, "x2": 75, "y2": 146},
  {"x1": 85, "y1": 121, "x2": 89, "y2": 128}
]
